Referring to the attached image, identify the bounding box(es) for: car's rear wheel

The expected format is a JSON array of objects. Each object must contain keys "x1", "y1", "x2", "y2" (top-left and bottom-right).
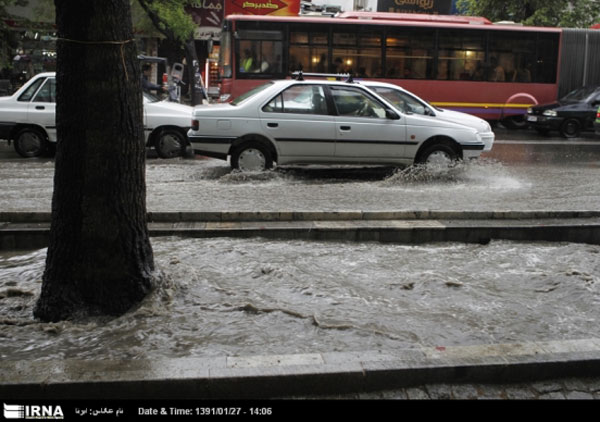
[
  {"x1": 231, "y1": 142, "x2": 273, "y2": 172},
  {"x1": 14, "y1": 128, "x2": 49, "y2": 158},
  {"x1": 560, "y1": 118, "x2": 581, "y2": 138},
  {"x1": 155, "y1": 129, "x2": 187, "y2": 159},
  {"x1": 416, "y1": 143, "x2": 459, "y2": 167}
]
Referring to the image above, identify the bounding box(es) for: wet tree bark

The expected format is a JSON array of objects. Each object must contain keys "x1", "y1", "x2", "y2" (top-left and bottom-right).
[{"x1": 34, "y1": 0, "x2": 157, "y2": 322}]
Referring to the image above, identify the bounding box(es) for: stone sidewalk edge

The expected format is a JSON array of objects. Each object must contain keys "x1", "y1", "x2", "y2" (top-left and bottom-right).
[{"x1": 1, "y1": 338, "x2": 600, "y2": 399}]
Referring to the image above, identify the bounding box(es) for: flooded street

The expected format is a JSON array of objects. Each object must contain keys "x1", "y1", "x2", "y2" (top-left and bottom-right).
[
  {"x1": 2, "y1": 238, "x2": 599, "y2": 360},
  {"x1": 0, "y1": 150, "x2": 599, "y2": 213},
  {"x1": 1, "y1": 135, "x2": 600, "y2": 361}
]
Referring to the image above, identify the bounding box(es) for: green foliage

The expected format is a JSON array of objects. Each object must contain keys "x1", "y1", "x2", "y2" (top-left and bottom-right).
[
  {"x1": 456, "y1": 0, "x2": 600, "y2": 28},
  {"x1": 0, "y1": 0, "x2": 28, "y2": 69},
  {"x1": 137, "y1": 0, "x2": 196, "y2": 44}
]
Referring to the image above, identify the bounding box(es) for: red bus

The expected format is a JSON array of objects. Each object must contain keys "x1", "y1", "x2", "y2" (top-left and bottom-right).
[{"x1": 217, "y1": 11, "x2": 600, "y2": 127}]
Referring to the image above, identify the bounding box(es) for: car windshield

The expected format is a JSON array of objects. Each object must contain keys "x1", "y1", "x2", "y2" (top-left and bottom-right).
[
  {"x1": 143, "y1": 91, "x2": 161, "y2": 103},
  {"x1": 231, "y1": 82, "x2": 273, "y2": 106},
  {"x1": 561, "y1": 86, "x2": 600, "y2": 103},
  {"x1": 368, "y1": 86, "x2": 428, "y2": 115}
]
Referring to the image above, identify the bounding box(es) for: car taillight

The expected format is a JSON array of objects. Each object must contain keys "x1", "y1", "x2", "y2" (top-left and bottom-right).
[{"x1": 191, "y1": 119, "x2": 199, "y2": 131}]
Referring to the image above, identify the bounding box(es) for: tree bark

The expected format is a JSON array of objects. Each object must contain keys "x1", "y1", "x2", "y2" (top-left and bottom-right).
[
  {"x1": 34, "y1": 0, "x2": 157, "y2": 322},
  {"x1": 184, "y1": 38, "x2": 203, "y2": 106}
]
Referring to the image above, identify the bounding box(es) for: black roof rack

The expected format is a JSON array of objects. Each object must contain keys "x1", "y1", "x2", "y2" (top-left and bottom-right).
[{"x1": 291, "y1": 71, "x2": 355, "y2": 83}]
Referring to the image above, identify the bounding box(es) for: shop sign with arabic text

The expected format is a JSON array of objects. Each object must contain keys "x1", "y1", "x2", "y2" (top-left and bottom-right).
[
  {"x1": 377, "y1": 0, "x2": 452, "y2": 14},
  {"x1": 187, "y1": 0, "x2": 224, "y2": 39},
  {"x1": 225, "y1": 0, "x2": 300, "y2": 16}
]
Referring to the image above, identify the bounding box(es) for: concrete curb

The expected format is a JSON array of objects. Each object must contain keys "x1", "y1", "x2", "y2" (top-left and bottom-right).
[
  {"x1": 2, "y1": 211, "x2": 600, "y2": 249},
  {"x1": 2, "y1": 338, "x2": 599, "y2": 399},
  {"x1": 2, "y1": 210, "x2": 600, "y2": 223}
]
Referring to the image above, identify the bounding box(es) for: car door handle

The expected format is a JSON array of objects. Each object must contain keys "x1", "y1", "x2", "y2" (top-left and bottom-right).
[
  {"x1": 267, "y1": 122, "x2": 278, "y2": 128},
  {"x1": 35, "y1": 106, "x2": 45, "y2": 110},
  {"x1": 340, "y1": 126, "x2": 351, "y2": 131}
]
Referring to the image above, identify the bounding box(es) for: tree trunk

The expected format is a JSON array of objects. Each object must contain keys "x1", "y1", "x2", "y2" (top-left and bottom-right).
[
  {"x1": 34, "y1": 0, "x2": 157, "y2": 322},
  {"x1": 184, "y1": 38, "x2": 203, "y2": 106}
]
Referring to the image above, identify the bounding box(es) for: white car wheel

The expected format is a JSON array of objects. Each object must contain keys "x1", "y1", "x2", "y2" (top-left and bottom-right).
[
  {"x1": 155, "y1": 129, "x2": 186, "y2": 159},
  {"x1": 232, "y1": 142, "x2": 273, "y2": 172},
  {"x1": 425, "y1": 150, "x2": 454, "y2": 166},
  {"x1": 238, "y1": 148, "x2": 266, "y2": 171},
  {"x1": 14, "y1": 128, "x2": 48, "y2": 158},
  {"x1": 417, "y1": 143, "x2": 459, "y2": 168}
]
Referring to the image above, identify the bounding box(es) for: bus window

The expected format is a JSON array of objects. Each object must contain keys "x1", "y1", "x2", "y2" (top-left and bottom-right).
[
  {"x1": 534, "y1": 33, "x2": 559, "y2": 84},
  {"x1": 385, "y1": 29, "x2": 434, "y2": 79},
  {"x1": 488, "y1": 32, "x2": 528, "y2": 82},
  {"x1": 332, "y1": 27, "x2": 383, "y2": 77},
  {"x1": 290, "y1": 27, "x2": 329, "y2": 73},
  {"x1": 437, "y1": 30, "x2": 485, "y2": 81},
  {"x1": 236, "y1": 30, "x2": 283, "y2": 78}
]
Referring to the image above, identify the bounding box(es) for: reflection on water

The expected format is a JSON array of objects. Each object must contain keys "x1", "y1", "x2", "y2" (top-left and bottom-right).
[{"x1": 1, "y1": 238, "x2": 599, "y2": 360}]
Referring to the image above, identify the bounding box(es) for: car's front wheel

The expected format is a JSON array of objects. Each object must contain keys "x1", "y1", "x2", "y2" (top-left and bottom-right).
[
  {"x1": 416, "y1": 143, "x2": 459, "y2": 167},
  {"x1": 560, "y1": 118, "x2": 581, "y2": 138},
  {"x1": 155, "y1": 129, "x2": 187, "y2": 159},
  {"x1": 231, "y1": 142, "x2": 273, "y2": 172},
  {"x1": 14, "y1": 128, "x2": 49, "y2": 158}
]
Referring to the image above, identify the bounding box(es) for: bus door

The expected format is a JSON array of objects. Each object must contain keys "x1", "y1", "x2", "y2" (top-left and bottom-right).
[{"x1": 330, "y1": 86, "x2": 407, "y2": 159}]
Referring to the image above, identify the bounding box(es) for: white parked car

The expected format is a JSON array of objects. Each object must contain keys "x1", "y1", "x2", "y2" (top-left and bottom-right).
[
  {"x1": 188, "y1": 78, "x2": 493, "y2": 172},
  {"x1": 0, "y1": 72, "x2": 193, "y2": 158}
]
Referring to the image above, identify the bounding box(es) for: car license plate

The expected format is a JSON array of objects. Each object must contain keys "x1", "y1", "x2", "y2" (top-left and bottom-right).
[{"x1": 527, "y1": 115, "x2": 537, "y2": 122}]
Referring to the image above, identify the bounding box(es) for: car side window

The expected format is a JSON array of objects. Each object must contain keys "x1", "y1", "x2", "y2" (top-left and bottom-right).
[
  {"x1": 263, "y1": 85, "x2": 328, "y2": 115},
  {"x1": 17, "y1": 78, "x2": 45, "y2": 102},
  {"x1": 32, "y1": 78, "x2": 56, "y2": 103},
  {"x1": 331, "y1": 87, "x2": 386, "y2": 118}
]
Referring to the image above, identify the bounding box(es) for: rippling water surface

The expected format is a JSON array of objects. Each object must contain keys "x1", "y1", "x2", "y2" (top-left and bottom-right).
[
  {"x1": 2, "y1": 238, "x2": 599, "y2": 360},
  {"x1": 0, "y1": 155, "x2": 599, "y2": 212}
]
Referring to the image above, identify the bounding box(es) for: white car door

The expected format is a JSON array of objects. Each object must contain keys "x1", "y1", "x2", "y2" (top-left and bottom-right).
[
  {"x1": 329, "y1": 86, "x2": 408, "y2": 159},
  {"x1": 260, "y1": 84, "x2": 335, "y2": 161},
  {"x1": 27, "y1": 77, "x2": 56, "y2": 140}
]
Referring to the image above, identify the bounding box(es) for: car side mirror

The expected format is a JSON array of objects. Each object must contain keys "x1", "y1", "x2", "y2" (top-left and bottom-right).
[{"x1": 386, "y1": 109, "x2": 400, "y2": 120}]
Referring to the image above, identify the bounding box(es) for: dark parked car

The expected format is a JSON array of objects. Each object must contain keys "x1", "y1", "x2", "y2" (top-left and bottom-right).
[
  {"x1": 526, "y1": 86, "x2": 600, "y2": 137},
  {"x1": 595, "y1": 106, "x2": 600, "y2": 136}
]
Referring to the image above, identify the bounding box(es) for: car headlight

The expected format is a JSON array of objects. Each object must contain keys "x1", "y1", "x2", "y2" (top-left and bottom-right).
[
  {"x1": 543, "y1": 109, "x2": 557, "y2": 117},
  {"x1": 527, "y1": 107, "x2": 532, "y2": 114}
]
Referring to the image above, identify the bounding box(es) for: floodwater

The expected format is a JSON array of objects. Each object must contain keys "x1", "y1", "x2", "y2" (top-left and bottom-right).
[
  {"x1": 0, "y1": 155, "x2": 599, "y2": 212},
  {"x1": 1, "y1": 238, "x2": 599, "y2": 360},
  {"x1": 1, "y1": 138, "x2": 599, "y2": 360}
]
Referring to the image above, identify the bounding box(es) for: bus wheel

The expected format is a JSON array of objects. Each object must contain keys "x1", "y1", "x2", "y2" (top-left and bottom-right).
[
  {"x1": 560, "y1": 119, "x2": 581, "y2": 138},
  {"x1": 14, "y1": 128, "x2": 49, "y2": 158},
  {"x1": 501, "y1": 115, "x2": 528, "y2": 130},
  {"x1": 231, "y1": 142, "x2": 273, "y2": 172}
]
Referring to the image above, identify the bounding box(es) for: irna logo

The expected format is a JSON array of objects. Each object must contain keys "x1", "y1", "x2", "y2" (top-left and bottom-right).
[{"x1": 3, "y1": 404, "x2": 64, "y2": 420}]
